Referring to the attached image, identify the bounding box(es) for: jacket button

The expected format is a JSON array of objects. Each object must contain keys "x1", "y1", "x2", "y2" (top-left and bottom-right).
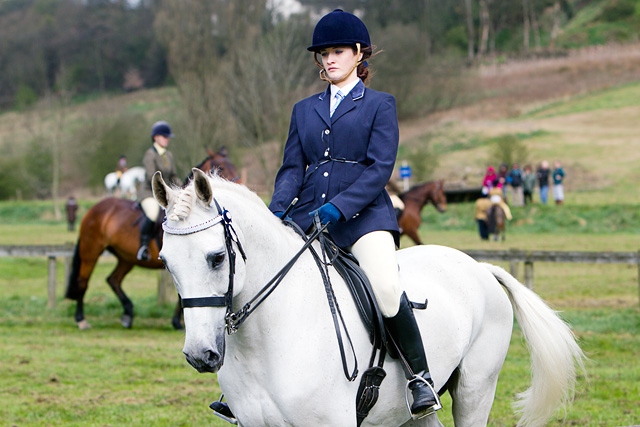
[
  {"x1": 324, "y1": 129, "x2": 330, "y2": 135},
  {"x1": 323, "y1": 172, "x2": 329, "y2": 177},
  {"x1": 321, "y1": 193, "x2": 326, "y2": 198}
]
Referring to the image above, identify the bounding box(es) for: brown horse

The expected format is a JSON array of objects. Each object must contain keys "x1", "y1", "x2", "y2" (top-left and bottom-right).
[
  {"x1": 398, "y1": 180, "x2": 447, "y2": 246},
  {"x1": 487, "y1": 203, "x2": 506, "y2": 241},
  {"x1": 65, "y1": 150, "x2": 239, "y2": 330}
]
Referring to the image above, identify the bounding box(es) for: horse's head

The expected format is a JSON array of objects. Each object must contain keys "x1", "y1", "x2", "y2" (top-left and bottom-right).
[
  {"x1": 201, "y1": 148, "x2": 241, "y2": 183},
  {"x1": 431, "y1": 180, "x2": 448, "y2": 213},
  {"x1": 153, "y1": 168, "x2": 247, "y2": 373}
]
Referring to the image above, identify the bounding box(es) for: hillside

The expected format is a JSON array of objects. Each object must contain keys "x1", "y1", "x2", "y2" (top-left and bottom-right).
[
  {"x1": 1, "y1": 42, "x2": 639, "y2": 205},
  {"x1": 398, "y1": 43, "x2": 640, "y2": 206}
]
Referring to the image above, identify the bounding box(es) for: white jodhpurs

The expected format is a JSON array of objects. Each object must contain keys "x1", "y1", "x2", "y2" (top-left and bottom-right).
[
  {"x1": 349, "y1": 231, "x2": 402, "y2": 318},
  {"x1": 141, "y1": 197, "x2": 161, "y2": 221}
]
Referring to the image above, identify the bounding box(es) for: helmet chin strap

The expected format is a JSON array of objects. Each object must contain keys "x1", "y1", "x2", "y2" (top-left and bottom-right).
[{"x1": 314, "y1": 43, "x2": 363, "y2": 86}]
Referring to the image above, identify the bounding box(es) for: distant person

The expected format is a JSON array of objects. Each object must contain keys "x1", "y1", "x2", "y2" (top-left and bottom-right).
[
  {"x1": 474, "y1": 194, "x2": 492, "y2": 240},
  {"x1": 137, "y1": 121, "x2": 181, "y2": 261},
  {"x1": 482, "y1": 166, "x2": 497, "y2": 195},
  {"x1": 115, "y1": 155, "x2": 128, "y2": 183},
  {"x1": 507, "y1": 163, "x2": 524, "y2": 207},
  {"x1": 536, "y1": 160, "x2": 550, "y2": 205},
  {"x1": 65, "y1": 196, "x2": 79, "y2": 231},
  {"x1": 488, "y1": 187, "x2": 512, "y2": 221},
  {"x1": 552, "y1": 160, "x2": 565, "y2": 205},
  {"x1": 522, "y1": 164, "x2": 536, "y2": 205},
  {"x1": 497, "y1": 163, "x2": 509, "y2": 199}
]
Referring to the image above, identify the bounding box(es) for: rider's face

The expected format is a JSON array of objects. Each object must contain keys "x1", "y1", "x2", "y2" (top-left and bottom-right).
[
  {"x1": 154, "y1": 135, "x2": 170, "y2": 148},
  {"x1": 320, "y1": 46, "x2": 362, "y2": 86}
]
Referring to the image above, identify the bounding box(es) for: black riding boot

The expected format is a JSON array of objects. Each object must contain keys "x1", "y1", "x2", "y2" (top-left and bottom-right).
[
  {"x1": 136, "y1": 216, "x2": 155, "y2": 261},
  {"x1": 385, "y1": 292, "x2": 441, "y2": 417}
]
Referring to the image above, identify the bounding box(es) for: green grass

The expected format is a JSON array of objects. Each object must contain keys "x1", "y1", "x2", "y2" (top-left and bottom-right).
[{"x1": 523, "y1": 81, "x2": 640, "y2": 118}]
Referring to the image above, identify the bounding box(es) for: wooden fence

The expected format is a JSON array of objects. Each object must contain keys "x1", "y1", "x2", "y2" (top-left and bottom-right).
[
  {"x1": 0, "y1": 244, "x2": 174, "y2": 309},
  {"x1": 463, "y1": 249, "x2": 640, "y2": 303},
  {"x1": 2, "y1": 245, "x2": 639, "y2": 307}
]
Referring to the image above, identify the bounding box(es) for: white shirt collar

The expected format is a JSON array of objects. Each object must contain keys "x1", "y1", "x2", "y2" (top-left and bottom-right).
[{"x1": 331, "y1": 79, "x2": 360, "y2": 100}]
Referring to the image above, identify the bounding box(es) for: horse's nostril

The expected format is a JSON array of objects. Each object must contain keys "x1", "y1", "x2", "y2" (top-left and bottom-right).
[{"x1": 204, "y1": 349, "x2": 220, "y2": 366}]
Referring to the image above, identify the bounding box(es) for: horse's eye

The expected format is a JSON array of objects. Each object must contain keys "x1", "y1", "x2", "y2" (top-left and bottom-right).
[{"x1": 206, "y1": 252, "x2": 226, "y2": 270}]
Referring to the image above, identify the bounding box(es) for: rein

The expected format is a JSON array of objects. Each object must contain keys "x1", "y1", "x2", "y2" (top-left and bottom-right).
[{"x1": 163, "y1": 200, "x2": 358, "y2": 380}]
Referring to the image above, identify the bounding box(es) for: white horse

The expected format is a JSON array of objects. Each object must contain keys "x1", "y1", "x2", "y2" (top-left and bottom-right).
[
  {"x1": 104, "y1": 166, "x2": 145, "y2": 199},
  {"x1": 153, "y1": 169, "x2": 585, "y2": 427}
]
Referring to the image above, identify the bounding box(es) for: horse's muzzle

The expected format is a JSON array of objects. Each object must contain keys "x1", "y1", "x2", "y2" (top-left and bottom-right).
[{"x1": 184, "y1": 349, "x2": 224, "y2": 373}]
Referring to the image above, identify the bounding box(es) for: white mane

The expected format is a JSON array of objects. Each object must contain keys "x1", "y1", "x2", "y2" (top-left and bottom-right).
[{"x1": 166, "y1": 172, "x2": 268, "y2": 224}]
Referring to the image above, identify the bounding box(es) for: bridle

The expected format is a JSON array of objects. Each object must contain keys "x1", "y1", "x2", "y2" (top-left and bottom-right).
[
  {"x1": 162, "y1": 199, "x2": 327, "y2": 335},
  {"x1": 162, "y1": 200, "x2": 358, "y2": 380},
  {"x1": 163, "y1": 199, "x2": 245, "y2": 327}
]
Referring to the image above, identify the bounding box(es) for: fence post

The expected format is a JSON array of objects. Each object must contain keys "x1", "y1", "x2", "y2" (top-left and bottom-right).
[
  {"x1": 47, "y1": 255, "x2": 57, "y2": 309},
  {"x1": 524, "y1": 252, "x2": 534, "y2": 290},
  {"x1": 510, "y1": 261, "x2": 518, "y2": 279},
  {"x1": 158, "y1": 270, "x2": 173, "y2": 305}
]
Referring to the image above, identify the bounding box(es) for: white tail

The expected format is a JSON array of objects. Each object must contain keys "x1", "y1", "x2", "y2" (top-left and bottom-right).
[{"x1": 482, "y1": 263, "x2": 586, "y2": 427}]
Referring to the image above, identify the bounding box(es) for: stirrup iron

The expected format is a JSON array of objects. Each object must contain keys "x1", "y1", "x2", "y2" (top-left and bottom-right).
[
  {"x1": 209, "y1": 394, "x2": 238, "y2": 425},
  {"x1": 405, "y1": 375, "x2": 442, "y2": 419}
]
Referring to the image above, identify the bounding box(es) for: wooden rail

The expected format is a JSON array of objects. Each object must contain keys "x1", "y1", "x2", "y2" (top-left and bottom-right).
[
  {"x1": 2, "y1": 245, "x2": 640, "y2": 306},
  {"x1": 463, "y1": 249, "x2": 640, "y2": 303},
  {"x1": 0, "y1": 244, "x2": 173, "y2": 309}
]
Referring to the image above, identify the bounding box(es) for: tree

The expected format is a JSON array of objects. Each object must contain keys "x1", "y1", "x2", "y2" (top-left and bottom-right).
[
  {"x1": 464, "y1": 0, "x2": 475, "y2": 60},
  {"x1": 226, "y1": 17, "x2": 318, "y2": 191}
]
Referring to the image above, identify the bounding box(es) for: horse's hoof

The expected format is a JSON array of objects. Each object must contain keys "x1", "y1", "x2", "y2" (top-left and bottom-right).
[
  {"x1": 121, "y1": 314, "x2": 133, "y2": 328},
  {"x1": 77, "y1": 320, "x2": 91, "y2": 330}
]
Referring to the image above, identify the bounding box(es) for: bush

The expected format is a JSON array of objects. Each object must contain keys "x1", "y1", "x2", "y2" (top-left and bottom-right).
[
  {"x1": 600, "y1": 0, "x2": 636, "y2": 22},
  {"x1": 75, "y1": 113, "x2": 149, "y2": 190},
  {"x1": 489, "y1": 134, "x2": 530, "y2": 167}
]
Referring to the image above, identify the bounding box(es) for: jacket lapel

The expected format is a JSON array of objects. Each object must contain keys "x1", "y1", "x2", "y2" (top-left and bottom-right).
[
  {"x1": 331, "y1": 81, "x2": 365, "y2": 123},
  {"x1": 314, "y1": 87, "x2": 331, "y2": 127}
]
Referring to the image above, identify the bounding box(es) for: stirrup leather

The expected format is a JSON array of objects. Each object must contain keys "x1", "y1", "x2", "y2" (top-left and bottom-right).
[
  {"x1": 405, "y1": 375, "x2": 442, "y2": 419},
  {"x1": 209, "y1": 394, "x2": 238, "y2": 425}
]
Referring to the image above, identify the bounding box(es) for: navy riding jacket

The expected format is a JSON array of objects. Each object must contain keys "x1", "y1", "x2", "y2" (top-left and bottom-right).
[{"x1": 269, "y1": 81, "x2": 400, "y2": 248}]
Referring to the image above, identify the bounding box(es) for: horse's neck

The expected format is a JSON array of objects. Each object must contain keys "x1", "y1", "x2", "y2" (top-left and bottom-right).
[{"x1": 229, "y1": 220, "x2": 352, "y2": 354}]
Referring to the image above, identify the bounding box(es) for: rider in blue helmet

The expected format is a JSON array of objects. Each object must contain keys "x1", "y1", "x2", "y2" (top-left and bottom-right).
[
  {"x1": 136, "y1": 121, "x2": 180, "y2": 261},
  {"x1": 210, "y1": 9, "x2": 441, "y2": 424}
]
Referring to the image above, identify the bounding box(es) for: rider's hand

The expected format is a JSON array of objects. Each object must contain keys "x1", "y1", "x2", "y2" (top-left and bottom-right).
[
  {"x1": 273, "y1": 211, "x2": 285, "y2": 219},
  {"x1": 309, "y1": 203, "x2": 341, "y2": 225}
]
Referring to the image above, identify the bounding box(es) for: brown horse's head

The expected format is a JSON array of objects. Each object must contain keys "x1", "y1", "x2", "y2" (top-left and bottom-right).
[
  {"x1": 191, "y1": 148, "x2": 241, "y2": 183},
  {"x1": 430, "y1": 179, "x2": 447, "y2": 213}
]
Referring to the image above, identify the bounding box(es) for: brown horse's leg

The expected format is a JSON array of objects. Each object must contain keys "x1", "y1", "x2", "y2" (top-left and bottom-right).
[
  {"x1": 106, "y1": 260, "x2": 135, "y2": 328},
  {"x1": 400, "y1": 211, "x2": 423, "y2": 246}
]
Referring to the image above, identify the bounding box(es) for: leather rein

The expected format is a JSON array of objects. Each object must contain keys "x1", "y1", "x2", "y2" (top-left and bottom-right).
[{"x1": 162, "y1": 200, "x2": 358, "y2": 381}]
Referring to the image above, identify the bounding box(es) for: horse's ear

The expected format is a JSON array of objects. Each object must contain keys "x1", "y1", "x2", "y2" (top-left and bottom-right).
[
  {"x1": 152, "y1": 171, "x2": 172, "y2": 209},
  {"x1": 193, "y1": 168, "x2": 213, "y2": 205}
]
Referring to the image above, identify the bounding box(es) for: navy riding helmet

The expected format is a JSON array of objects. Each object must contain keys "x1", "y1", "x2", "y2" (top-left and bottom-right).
[
  {"x1": 307, "y1": 9, "x2": 370, "y2": 52},
  {"x1": 150, "y1": 121, "x2": 174, "y2": 141}
]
